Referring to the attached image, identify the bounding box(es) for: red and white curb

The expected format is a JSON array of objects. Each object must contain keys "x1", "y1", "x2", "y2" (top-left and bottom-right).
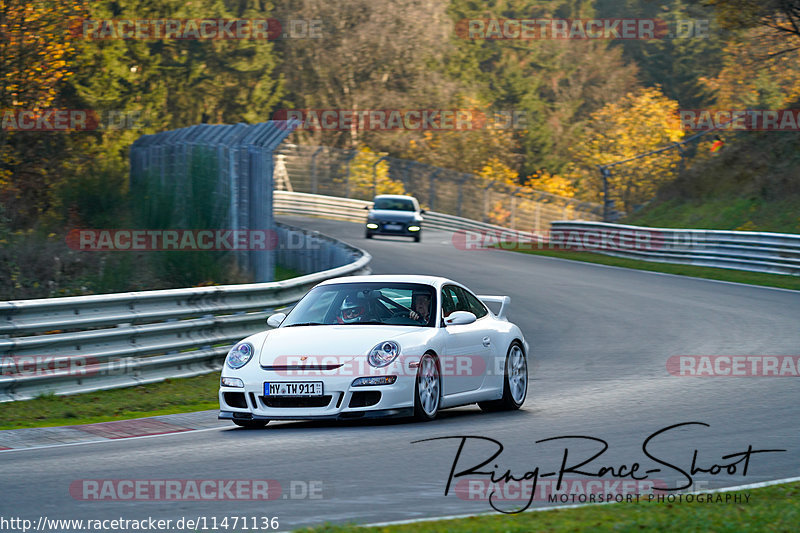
[{"x1": 0, "y1": 410, "x2": 227, "y2": 451}]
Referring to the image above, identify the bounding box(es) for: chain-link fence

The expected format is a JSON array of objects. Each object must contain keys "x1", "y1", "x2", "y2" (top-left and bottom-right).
[
  {"x1": 274, "y1": 144, "x2": 602, "y2": 232},
  {"x1": 598, "y1": 125, "x2": 751, "y2": 221},
  {"x1": 130, "y1": 122, "x2": 295, "y2": 282}
]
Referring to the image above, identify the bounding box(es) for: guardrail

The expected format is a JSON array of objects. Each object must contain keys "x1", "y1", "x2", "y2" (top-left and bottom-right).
[
  {"x1": 550, "y1": 221, "x2": 800, "y2": 276},
  {"x1": 0, "y1": 224, "x2": 371, "y2": 402},
  {"x1": 275, "y1": 191, "x2": 800, "y2": 277},
  {"x1": 274, "y1": 190, "x2": 539, "y2": 239}
]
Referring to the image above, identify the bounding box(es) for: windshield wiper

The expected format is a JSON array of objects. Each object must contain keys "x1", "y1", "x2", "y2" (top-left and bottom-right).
[{"x1": 283, "y1": 322, "x2": 326, "y2": 327}]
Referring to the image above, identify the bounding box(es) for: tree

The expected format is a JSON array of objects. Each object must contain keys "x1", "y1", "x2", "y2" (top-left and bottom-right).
[
  {"x1": 596, "y1": 0, "x2": 726, "y2": 109},
  {"x1": 706, "y1": 0, "x2": 800, "y2": 53},
  {"x1": 342, "y1": 146, "x2": 404, "y2": 200},
  {"x1": 0, "y1": 0, "x2": 88, "y2": 228},
  {"x1": 569, "y1": 87, "x2": 685, "y2": 212},
  {"x1": 699, "y1": 28, "x2": 800, "y2": 108},
  {"x1": 274, "y1": 0, "x2": 456, "y2": 151},
  {"x1": 446, "y1": 0, "x2": 640, "y2": 175}
]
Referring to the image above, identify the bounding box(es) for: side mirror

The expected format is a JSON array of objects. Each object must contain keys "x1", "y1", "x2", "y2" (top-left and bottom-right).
[
  {"x1": 266, "y1": 312, "x2": 286, "y2": 328},
  {"x1": 364, "y1": 205, "x2": 371, "y2": 210},
  {"x1": 420, "y1": 209, "x2": 426, "y2": 214},
  {"x1": 444, "y1": 311, "x2": 476, "y2": 326}
]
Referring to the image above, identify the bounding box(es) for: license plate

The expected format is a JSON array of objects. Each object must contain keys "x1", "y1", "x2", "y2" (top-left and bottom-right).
[
  {"x1": 384, "y1": 224, "x2": 403, "y2": 230},
  {"x1": 264, "y1": 382, "x2": 323, "y2": 396}
]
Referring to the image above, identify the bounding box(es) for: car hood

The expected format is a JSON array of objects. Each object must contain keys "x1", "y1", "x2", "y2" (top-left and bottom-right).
[
  {"x1": 255, "y1": 325, "x2": 431, "y2": 366},
  {"x1": 368, "y1": 209, "x2": 421, "y2": 222}
]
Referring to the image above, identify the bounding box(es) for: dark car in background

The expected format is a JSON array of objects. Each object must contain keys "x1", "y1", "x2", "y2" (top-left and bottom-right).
[{"x1": 365, "y1": 195, "x2": 424, "y2": 242}]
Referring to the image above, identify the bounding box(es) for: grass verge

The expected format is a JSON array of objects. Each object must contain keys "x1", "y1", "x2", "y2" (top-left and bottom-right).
[
  {"x1": 302, "y1": 481, "x2": 800, "y2": 532},
  {"x1": 501, "y1": 248, "x2": 800, "y2": 291},
  {"x1": 0, "y1": 373, "x2": 220, "y2": 430}
]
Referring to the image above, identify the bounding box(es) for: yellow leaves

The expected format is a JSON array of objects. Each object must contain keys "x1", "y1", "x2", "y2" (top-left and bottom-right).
[
  {"x1": 487, "y1": 200, "x2": 511, "y2": 226},
  {"x1": 476, "y1": 157, "x2": 518, "y2": 187},
  {"x1": 343, "y1": 146, "x2": 405, "y2": 200},
  {"x1": 700, "y1": 28, "x2": 800, "y2": 109},
  {"x1": 525, "y1": 170, "x2": 576, "y2": 198},
  {"x1": 1, "y1": 0, "x2": 88, "y2": 109},
  {"x1": 571, "y1": 87, "x2": 684, "y2": 210}
]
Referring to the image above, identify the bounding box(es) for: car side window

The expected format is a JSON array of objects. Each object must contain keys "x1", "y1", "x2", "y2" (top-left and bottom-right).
[
  {"x1": 460, "y1": 288, "x2": 489, "y2": 319},
  {"x1": 442, "y1": 285, "x2": 474, "y2": 316},
  {"x1": 441, "y1": 285, "x2": 459, "y2": 317}
]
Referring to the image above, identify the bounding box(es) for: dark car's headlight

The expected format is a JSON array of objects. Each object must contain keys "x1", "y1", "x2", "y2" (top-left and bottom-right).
[
  {"x1": 368, "y1": 341, "x2": 400, "y2": 367},
  {"x1": 226, "y1": 342, "x2": 254, "y2": 369}
]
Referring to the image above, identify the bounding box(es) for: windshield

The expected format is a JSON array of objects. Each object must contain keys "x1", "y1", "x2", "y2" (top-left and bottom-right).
[
  {"x1": 373, "y1": 198, "x2": 416, "y2": 211},
  {"x1": 281, "y1": 282, "x2": 436, "y2": 327}
]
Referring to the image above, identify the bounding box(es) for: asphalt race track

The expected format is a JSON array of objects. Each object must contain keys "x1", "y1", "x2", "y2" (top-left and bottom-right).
[{"x1": 2, "y1": 216, "x2": 799, "y2": 530}]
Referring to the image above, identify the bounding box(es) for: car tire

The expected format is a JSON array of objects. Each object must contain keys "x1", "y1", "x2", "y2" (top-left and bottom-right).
[
  {"x1": 479, "y1": 341, "x2": 527, "y2": 412},
  {"x1": 414, "y1": 233, "x2": 421, "y2": 243},
  {"x1": 413, "y1": 353, "x2": 440, "y2": 421},
  {"x1": 365, "y1": 231, "x2": 373, "y2": 239},
  {"x1": 233, "y1": 419, "x2": 269, "y2": 429}
]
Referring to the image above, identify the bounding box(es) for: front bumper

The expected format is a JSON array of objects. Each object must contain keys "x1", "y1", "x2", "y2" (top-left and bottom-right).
[
  {"x1": 219, "y1": 407, "x2": 413, "y2": 421},
  {"x1": 218, "y1": 370, "x2": 416, "y2": 421},
  {"x1": 366, "y1": 221, "x2": 421, "y2": 236}
]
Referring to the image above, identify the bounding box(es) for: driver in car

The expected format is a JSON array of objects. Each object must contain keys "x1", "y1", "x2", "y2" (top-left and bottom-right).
[
  {"x1": 408, "y1": 290, "x2": 432, "y2": 323},
  {"x1": 338, "y1": 294, "x2": 370, "y2": 323}
]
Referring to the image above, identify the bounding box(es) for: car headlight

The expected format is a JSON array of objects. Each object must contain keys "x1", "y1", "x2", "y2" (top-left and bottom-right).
[
  {"x1": 408, "y1": 225, "x2": 420, "y2": 231},
  {"x1": 368, "y1": 341, "x2": 400, "y2": 367},
  {"x1": 221, "y1": 377, "x2": 244, "y2": 388},
  {"x1": 226, "y1": 342, "x2": 254, "y2": 369},
  {"x1": 366, "y1": 223, "x2": 379, "y2": 229}
]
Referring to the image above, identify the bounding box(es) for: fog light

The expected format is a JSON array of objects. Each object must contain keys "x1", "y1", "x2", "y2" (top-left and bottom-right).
[
  {"x1": 408, "y1": 226, "x2": 420, "y2": 232},
  {"x1": 352, "y1": 376, "x2": 397, "y2": 387},
  {"x1": 221, "y1": 377, "x2": 244, "y2": 388},
  {"x1": 366, "y1": 223, "x2": 378, "y2": 229}
]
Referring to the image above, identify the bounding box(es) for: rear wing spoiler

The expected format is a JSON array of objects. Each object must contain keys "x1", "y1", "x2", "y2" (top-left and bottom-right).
[{"x1": 477, "y1": 295, "x2": 510, "y2": 320}]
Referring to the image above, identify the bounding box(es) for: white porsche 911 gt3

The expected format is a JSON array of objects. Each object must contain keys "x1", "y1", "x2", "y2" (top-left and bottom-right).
[{"x1": 218, "y1": 275, "x2": 528, "y2": 427}]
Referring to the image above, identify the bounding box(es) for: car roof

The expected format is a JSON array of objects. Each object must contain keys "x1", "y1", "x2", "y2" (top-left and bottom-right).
[
  {"x1": 372, "y1": 194, "x2": 418, "y2": 201},
  {"x1": 317, "y1": 274, "x2": 455, "y2": 289}
]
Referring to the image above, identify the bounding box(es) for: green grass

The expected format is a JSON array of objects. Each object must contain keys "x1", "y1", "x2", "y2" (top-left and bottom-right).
[
  {"x1": 301, "y1": 481, "x2": 800, "y2": 532},
  {"x1": 501, "y1": 248, "x2": 800, "y2": 291},
  {"x1": 623, "y1": 128, "x2": 800, "y2": 234},
  {"x1": 0, "y1": 373, "x2": 220, "y2": 430},
  {"x1": 626, "y1": 196, "x2": 800, "y2": 233}
]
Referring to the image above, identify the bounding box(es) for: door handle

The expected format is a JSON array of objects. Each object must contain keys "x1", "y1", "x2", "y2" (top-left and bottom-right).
[{"x1": 482, "y1": 336, "x2": 491, "y2": 347}]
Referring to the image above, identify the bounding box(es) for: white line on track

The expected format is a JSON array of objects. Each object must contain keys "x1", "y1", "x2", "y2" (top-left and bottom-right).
[{"x1": 0, "y1": 425, "x2": 227, "y2": 454}]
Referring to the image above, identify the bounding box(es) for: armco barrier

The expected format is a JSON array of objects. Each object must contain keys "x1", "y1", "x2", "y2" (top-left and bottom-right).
[
  {"x1": 275, "y1": 191, "x2": 800, "y2": 276},
  {"x1": 550, "y1": 221, "x2": 800, "y2": 276},
  {"x1": 274, "y1": 190, "x2": 540, "y2": 240},
  {"x1": 0, "y1": 224, "x2": 370, "y2": 402}
]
